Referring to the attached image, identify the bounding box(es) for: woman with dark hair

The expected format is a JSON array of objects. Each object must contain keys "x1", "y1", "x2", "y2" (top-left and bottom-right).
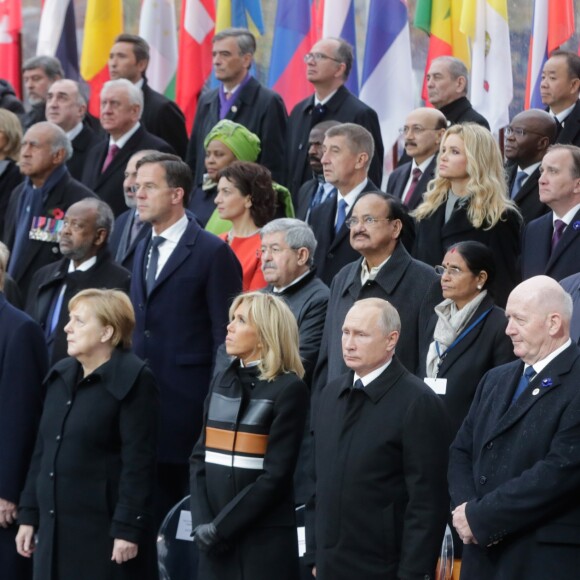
[
  {"x1": 418, "y1": 241, "x2": 515, "y2": 438},
  {"x1": 190, "y1": 292, "x2": 307, "y2": 580},
  {"x1": 215, "y1": 161, "x2": 277, "y2": 291}
]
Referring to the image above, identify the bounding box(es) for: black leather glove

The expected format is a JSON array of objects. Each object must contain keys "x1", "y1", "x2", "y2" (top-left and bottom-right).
[{"x1": 193, "y1": 523, "x2": 222, "y2": 552}]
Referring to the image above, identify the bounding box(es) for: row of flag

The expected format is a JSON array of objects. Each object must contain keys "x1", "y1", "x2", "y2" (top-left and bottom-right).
[{"x1": 0, "y1": 0, "x2": 576, "y2": 148}]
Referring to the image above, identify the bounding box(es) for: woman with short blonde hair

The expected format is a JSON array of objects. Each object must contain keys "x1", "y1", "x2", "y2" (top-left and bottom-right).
[
  {"x1": 412, "y1": 123, "x2": 522, "y2": 306},
  {"x1": 191, "y1": 292, "x2": 308, "y2": 580}
]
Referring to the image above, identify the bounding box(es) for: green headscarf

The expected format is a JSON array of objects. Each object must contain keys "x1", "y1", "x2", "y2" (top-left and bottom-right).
[{"x1": 203, "y1": 120, "x2": 261, "y2": 162}]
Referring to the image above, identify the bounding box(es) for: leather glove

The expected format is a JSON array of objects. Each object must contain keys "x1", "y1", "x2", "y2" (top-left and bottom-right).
[{"x1": 193, "y1": 523, "x2": 222, "y2": 552}]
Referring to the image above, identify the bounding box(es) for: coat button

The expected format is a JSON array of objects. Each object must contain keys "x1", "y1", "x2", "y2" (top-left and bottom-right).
[
  {"x1": 479, "y1": 475, "x2": 487, "y2": 485},
  {"x1": 486, "y1": 441, "x2": 493, "y2": 449},
  {"x1": 144, "y1": 330, "x2": 151, "y2": 338},
  {"x1": 66, "y1": 400, "x2": 72, "y2": 406},
  {"x1": 49, "y1": 510, "x2": 55, "y2": 517},
  {"x1": 56, "y1": 435, "x2": 61, "y2": 441},
  {"x1": 138, "y1": 304, "x2": 144, "y2": 310},
  {"x1": 49, "y1": 472, "x2": 54, "y2": 479},
  {"x1": 136, "y1": 515, "x2": 142, "y2": 520},
  {"x1": 51, "y1": 247, "x2": 59, "y2": 254}
]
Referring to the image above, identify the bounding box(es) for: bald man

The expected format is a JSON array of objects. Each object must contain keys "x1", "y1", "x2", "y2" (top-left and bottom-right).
[
  {"x1": 387, "y1": 107, "x2": 447, "y2": 210},
  {"x1": 449, "y1": 276, "x2": 580, "y2": 580},
  {"x1": 505, "y1": 109, "x2": 557, "y2": 224}
]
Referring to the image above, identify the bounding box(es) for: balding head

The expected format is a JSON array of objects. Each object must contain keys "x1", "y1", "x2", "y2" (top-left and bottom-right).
[
  {"x1": 504, "y1": 109, "x2": 557, "y2": 167},
  {"x1": 505, "y1": 276, "x2": 572, "y2": 364},
  {"x1": 402, "y1": 107, "x2": 447, "y2": 164}
]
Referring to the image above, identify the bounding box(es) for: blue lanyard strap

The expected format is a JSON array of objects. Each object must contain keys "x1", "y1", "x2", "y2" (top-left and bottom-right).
[{"x1": 435, "y1": 308, "x2": 493, "y2": 361}]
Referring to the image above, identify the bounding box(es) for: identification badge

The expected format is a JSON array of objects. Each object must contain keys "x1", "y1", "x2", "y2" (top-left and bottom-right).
[{"x1": 424, "y1": 377, "x2": 447, "y2": 395}]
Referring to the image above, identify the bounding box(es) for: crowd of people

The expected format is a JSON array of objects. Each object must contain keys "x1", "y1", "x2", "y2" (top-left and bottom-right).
[{"x1": 2, "y1": 25, "x2": 580, "y2": 580}]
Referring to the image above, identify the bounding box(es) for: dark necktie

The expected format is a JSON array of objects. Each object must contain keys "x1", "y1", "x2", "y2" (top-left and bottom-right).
[
  {"x1": 335, "y1": 198, "x2": 347, "y2": 234},
  {"x1": 511, "y1": 171, "x2": 527, "y2": 199},
  {"x1": 102, "y1": 144, "x2": 120, "y2": 173},
  {"x1": 311, "y1": 103, "x2": 327, "y2": 127},
  {"x1": 403, "y1": 168, "x2": 422, "y2": 206},
  {"x1": 352, "y1": 378, "x2": 364, "y2": 390},
  {"x1": 551, "y1": 219, "x2": 566, "y2": 252},
  {"x1": 511, "y1": 366, "x2": 536, "y2": 404},
  {"x1": 146, "y1": 236, "x2": 165, "y2": 295}
]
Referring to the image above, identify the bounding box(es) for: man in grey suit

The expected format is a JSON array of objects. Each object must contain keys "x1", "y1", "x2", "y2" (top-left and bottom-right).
[{"x1": 312, "y1": 191, "x2": 441, "y2": 395}]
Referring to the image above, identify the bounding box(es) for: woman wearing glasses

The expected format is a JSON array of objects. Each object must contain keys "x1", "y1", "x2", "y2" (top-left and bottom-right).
[
  {"x1": 412, "y1": 123, "x2": 522, "y2": 307},
  {"x1": 418, "y1": 241, "x2": 515, "y2": 438}
]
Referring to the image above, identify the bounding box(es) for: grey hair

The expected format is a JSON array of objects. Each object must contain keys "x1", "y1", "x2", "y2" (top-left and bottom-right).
[
  {"x1": 433, "y1": 56, "x2": 469, "y2": 93},
  {"x1": 325, "y1": 123, "x2": 375, "y2": 169},
  {"x1": 261, "y1": 218, "x2": 318, "y2": 267},
  {"x1": 36, "y1": 122, "x2": 73, "y2": 161},
  {"x1": 0, "y1": 242, "x2": 9, "y2": 290},
  {"x1": 23, "y1": 55, "x2": 64, "y2": 80},
  {"x1": 213, "y1": 28, "x2": 256, "y2": 56},
  {"x1": 355, "y1": 297, "x2": 401, "y2": 335},
  {"x1": 102, "y1": 78, "x2": 144, "y2": 118},
  {"x1": 49, "y1": 79, "x2": 87, "y2": 107}
]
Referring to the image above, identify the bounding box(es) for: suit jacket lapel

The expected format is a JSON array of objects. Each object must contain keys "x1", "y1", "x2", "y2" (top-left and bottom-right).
[
  {"x1": 116, "y1": 210, "x2": 134, "y2": 262},
  {"x1": 408, "y1": 157, "x2": 437, "y2": 209},
  {"x1": 546, "y1": 209, "x2": 580, "y2": 271},
  {"x1": 514, "y1": 167, "x2": 540, "y2": 204}
]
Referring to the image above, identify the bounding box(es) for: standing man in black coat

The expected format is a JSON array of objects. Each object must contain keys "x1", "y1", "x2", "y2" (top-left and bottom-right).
[
  {"x1": 287, "y1": 37, "x2": 384, "y2": 197},
  {"x1": 81, "y1": 78, "x2": 174, "y2": 217},
  {"x1": 310, "y1": 123, "x2": 381, "y2": 285},
  {"x1": 504, "y1": 109, "x2": 556, "y2": 224},
  {"x1": 313, "y1": 192, "x2": 439, "y2": 394},
  {"x1": 307, "y1": 298, "x2": 449, "y2": 580},
  {"x1": 426, "y1": 57, "x2": 489, "y2": 129},
  {"x1": 45, "y1": 79, "x2": 104, "y2": 181},
  {"x1": 521, "y1": 144, "x2": 580, "y2": 281},
  {"x1": 449, "y1": 276, "x2": 580, "y2": 580},
  {"x1": 108, "y1": 34, "x2": 188, "y2": 158},
  {"x1": 541, "y1": 50, "x2": 580, "y2": 147},
  {"x1": 387, "y1": 107, "x2": 446, "y2": 210},
  {"x1": 4, "y1": 122, "x2": 96, "y2": 298},
  {"x1": 186, "y1": 28, "x2": 287, "y2": 186},
  {"x1": 0, "y1": 252, "x2": 48, "y2": 580},
  {"x1": 26, "y1": 198, "x2": 131, "y2": 365}
]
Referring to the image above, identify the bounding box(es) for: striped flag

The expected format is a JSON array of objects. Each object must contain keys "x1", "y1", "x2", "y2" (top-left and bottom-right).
[
  {"x1": 139, "y1": 0, "x2": 178, "y2": 99},
  {"x1": 525, "y1": 0, "x2": 575, "y2": 109},
  {"x1": 80, "y1": 0, "x2": 123, "y2": 116},
  {"x1": 176, "y1": 0, "x2": 215, "y2": 133},
  {"x1": 414, "y1": 0, "x2": 470, "y2": 103},
  {"x1": 215, "y1": 0, "x2": 264, "y2": 34},
  {"x1": 461, "y1": 0, "x2": 513, "y2": 133},
  {"x1": 37, "y1": 0, "x2": 79, "y2": 80},
  {"x1": 0, "y1": 0, "x2": 22, "y2": 97},
  {"x1": 321, "y1": 0, "x2": 359, "y2": 95},
  {"x1": 360, "y1": 0, "x2": 413, "y2": 158},
  {"x1": 268, "y1": 0, "x2": 316, "y2": 112}
]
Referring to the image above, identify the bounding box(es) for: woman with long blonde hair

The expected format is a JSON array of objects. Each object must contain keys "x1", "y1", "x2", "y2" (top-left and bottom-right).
[{"x1": 412, "y1": 123, "x2": 522, "y2": 306}]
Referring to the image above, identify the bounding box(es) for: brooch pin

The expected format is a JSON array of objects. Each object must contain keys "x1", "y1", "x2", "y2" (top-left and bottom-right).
[
  {"x1": 52, "y1": 208, "x2": 64, "y2": 220},
  {"x1": 573, "y1": 221, "x2": 580, "y2": 231},
  {"x1": 541, "y1": 378, "x2": 553, "y2": 387}
]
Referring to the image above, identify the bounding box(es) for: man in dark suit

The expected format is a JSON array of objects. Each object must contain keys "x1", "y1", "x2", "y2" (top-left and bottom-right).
[
  {"x1": 449, "y1": 276, "x2": 580, "y2": 580},
  {"x1": 81, "y1": 78, "x2": 174, "y2": 217},
  {"x1": 560, "y1": 272, "x2": 580, "y2": 342},
  {"x1": 109, "y1": 149, "x2": 153, "y2": 269},
  {"x1": 45, "y1": 79, "x2": 104, "y2": 181},
  {"x1": 386, "y1": 107, "x2": 446, "y2": 210},
  {"x1": 26, "y1": 198, "x2": 131, "y2": 365},
  {"x1": 287, "y1": 37, "x2": 384, "y2": 198},
  {"x1": 426, "y1": 56, "x2": 489, "y2": 128},
  {"x1": 294, "y1": 120, "x2": 339, "y2": 222},
  {"x1": 307, "y1": 298, "x2": 449, "y2": 580},
  {"x1": 504, "y1": 109, "x2": 556, "y2": 224},
  {"x1": 130, "y1": 152, "x2": 242, "y2": 526},
  {"x1": 0, "y1": 248, "x2": 48, "y2": 580},
  {"x1": 21, "y1": 55, "x2": 63, "y2": 130},
  {"x1": 4, "y1": 122, "x2": 96, "y2": 298},
  {"x1": 310, "y1": 123, "x2": 380, "y2": 285},
  {"x1": 313, "y1": 192, "x2": 440, "y2": 396},
  {"x1": 541, "y1": 50, "x2": 580, "y2": 147},
  {"x1": 108, "y1": 34, "x2": 188, "y2": 158},
  {"x1": 521, "y1": 144, "x2": 580, "y2": 281},
  {"x1": 186, "y1": 28, "x2": 287, "y2": 186}
]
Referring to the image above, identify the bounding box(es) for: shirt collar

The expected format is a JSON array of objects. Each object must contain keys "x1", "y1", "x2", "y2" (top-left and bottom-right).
[
  {"x1": 272, "y1": 269, "x2": 311, "y2": 293},
  {"x1": 66, "y1": 122, "x2": 84, "y2": 142},
  {"x1": 151, "y1": 213, "x2": 188, "y2": 244},
  {"x1": 517, "y1": 161, "x2": 541, "y2": 175},
  {"x1": 67, "y1": 255, "x2": 97, "y2": 273},
  {"x1": 354, "y1": 358, "x2": 393, "y2": 387},
  {"x1": 360, "y1": 255, "x2": 391, "y2": 285},
  {"x1": 109, "y1": 121, "x2": 141, "y2": 148},
  {"x1": 412, "y1": 154, "x2": 435, "y2": 173},
  {"x1": 526, "y1": 339, "x2": 572, "y2": 375},
  {"x1": 338, "y1": 178, "x2": 368, "y2": 208},
  {"x1": 550, "y1": 102, "x2": 576, "y2": 124},
  {"x1": 553, "y1": 202, "x2": 580, "y2": 224},
  {"x1": 314, "y1": 88, "x2": 338, "y2": 106}
]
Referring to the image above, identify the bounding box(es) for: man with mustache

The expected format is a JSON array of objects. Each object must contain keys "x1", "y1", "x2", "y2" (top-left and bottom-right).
[{"x1": 387, "y1": 107, "x2": 447, "y2": 210}]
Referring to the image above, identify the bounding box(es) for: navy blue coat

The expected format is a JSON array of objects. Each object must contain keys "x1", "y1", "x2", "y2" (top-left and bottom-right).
[
  {"x1": 130, "y1": 216, "x2": 242, "y2": 463},
  {"x1": 449, "y1": 344, "x2": 580, "y2": 580}
]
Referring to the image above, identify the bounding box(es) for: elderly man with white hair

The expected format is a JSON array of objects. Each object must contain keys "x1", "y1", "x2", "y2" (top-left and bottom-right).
[
  {"x1": 449, "y1": 275, "x2": 580, "y2": 580},
  {"x1": 81, "y1": 78, "x2": 174, "y2": 216}
]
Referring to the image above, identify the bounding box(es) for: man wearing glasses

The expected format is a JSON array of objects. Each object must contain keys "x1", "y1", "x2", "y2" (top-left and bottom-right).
[
  {"x1": 504, "y1": 109, "x2": 557, "y2": 224},
  {"x1": 312, "y1": 191, "x2": 441, "y2": 397},
  {"x1": 387, "y1": 107, "x2": 447, "y2": 210},
  {"x1": 286, "y1": 38, "x2": 384, "y2": 198}
]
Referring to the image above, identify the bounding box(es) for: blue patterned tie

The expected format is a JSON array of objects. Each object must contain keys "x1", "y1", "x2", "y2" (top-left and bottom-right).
[
  {"x1": 335, "y1": 198, "x2": 347, "y2": 234},
  {"x1": 511, "y1": 366, "x2": 536, "y2": 404},
  {"x1": 511, "y1": 171, "x2": 527, "y2": 199}
]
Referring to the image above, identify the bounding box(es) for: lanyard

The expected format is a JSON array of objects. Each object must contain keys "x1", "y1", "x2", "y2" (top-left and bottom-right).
[{"x1": 435, "y1": 307, "x2": 493, "y2": 363}]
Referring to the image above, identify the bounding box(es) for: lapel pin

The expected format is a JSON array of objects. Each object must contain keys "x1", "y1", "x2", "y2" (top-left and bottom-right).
[
  {"x1": 231, "y1": 106, "x2": 238, "y2": 113},
  {"x1": 573, "y1": 221, "x2": 580, "y2": 231},
  {"x1": 532, "y1": 388, "x2": 540, "y2": 396},
  {"x1": 541, "y1": 378, "x2": 553, "y2": 387}
]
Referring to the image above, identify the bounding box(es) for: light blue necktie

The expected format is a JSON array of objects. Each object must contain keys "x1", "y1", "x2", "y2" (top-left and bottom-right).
[
  {"x1": 335, "y1": 198, "x2": 347, "y2": 234},
  {"x1": 511, "y1": 171, "x2": 527, "y2": 199}
]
